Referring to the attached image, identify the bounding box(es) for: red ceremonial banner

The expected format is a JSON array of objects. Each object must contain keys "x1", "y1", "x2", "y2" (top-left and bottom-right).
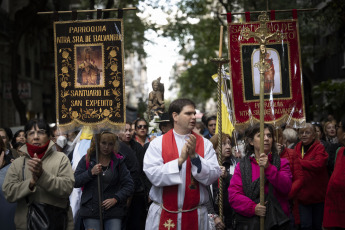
[{"x1": 228, "y1": 18, "x2": 306, "y2": 130}]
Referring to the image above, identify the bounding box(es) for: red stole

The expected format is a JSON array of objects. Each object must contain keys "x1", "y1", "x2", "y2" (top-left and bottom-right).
[{"x1": 159, "y1": 129, "x2": 204, "y2": 230}]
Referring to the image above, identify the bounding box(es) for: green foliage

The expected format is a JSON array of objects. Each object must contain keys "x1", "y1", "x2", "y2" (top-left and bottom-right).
[
  {"x1": 310, "y1": 80, "x2": 345, "y2": 121},
  {"x1": 80, "y1": 0, "x2": 149, "y2": 59},
  {"x1": 152, "y1": 0, "x2": 320, "y2": 106}
]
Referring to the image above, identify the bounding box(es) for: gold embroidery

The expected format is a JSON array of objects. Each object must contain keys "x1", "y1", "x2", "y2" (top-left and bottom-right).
[{"x1": 163, "y1": 219, "x2": 175, "y2": 230}]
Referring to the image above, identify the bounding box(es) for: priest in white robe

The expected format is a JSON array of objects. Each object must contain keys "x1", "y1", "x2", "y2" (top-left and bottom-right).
[{"x1": 144, "y1": 98, "x2": 221, "y2": 230}]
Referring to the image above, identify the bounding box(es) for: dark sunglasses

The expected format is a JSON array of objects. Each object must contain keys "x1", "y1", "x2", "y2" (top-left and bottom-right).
[{"x1": 137, "y1": 125, "x2": 148, "y2": 129}]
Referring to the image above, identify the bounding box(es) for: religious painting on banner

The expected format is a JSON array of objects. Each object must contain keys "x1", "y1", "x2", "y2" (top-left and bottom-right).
[
  {"x1": 54, "y1": 19, "x2": 125, "y2": 133},
  {"x1": 228, "y1": 17, "x2": 306, "y2": 130}
]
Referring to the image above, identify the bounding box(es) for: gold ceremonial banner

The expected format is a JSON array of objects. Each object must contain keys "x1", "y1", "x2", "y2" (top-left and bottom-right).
[{"x1": 54, "y1": 19, "x2": 125, "y2": 133}]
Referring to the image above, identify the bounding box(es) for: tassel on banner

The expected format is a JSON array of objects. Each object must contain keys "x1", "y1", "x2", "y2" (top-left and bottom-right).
[
  {"x1": 292, "y1": 9, "x2": 298, "y2": 19},
  {"x1": 227, "y1": 12, "x2": 232, "y2": 23},
  {"x1": 245, "y1": 11, "x2": 250, "y2": 22},
  {"x1": 270, "y1": 10, "x2": 276, "y2": 20}
]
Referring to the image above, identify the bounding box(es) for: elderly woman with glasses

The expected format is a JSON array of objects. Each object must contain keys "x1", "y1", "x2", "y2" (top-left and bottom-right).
[
  {"x1": 294, "y1": 123, "x2": 329, "y2": 230},
  {"x1": 2, "y1": 119, "x2": 75, "y2": 230},
  {"x1": 134, "y1": 118, "x2": 151, "y2": 146},
  {"x1": 74, "y1": 131, "x2": 134, "y2": 230}
]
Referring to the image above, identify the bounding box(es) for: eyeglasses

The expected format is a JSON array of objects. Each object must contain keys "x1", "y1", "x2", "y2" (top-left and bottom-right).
[
  {"x1": 26, "y1": 129, "x2": 47, "y2": 137},
  {"x1": 299, "y1": 131, "x2": 312, "y2": 135},
  {"x1": 137, "y1": 125, "x2": 148, "y2": 129}
]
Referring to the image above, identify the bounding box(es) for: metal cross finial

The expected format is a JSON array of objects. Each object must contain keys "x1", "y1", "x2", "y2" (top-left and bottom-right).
[{"x1": 241, "y1": 12, "x2": 285, "y2": 46}]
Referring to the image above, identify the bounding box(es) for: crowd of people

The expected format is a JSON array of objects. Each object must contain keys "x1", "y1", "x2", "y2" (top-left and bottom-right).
[{"x1": 0, "y1": 98, "x2": 344, "y2": 230}]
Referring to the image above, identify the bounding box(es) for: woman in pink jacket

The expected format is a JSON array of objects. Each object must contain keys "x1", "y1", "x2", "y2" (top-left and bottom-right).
[{"x1": 228, "y1": 123, "x2": 292, "y2": 230}]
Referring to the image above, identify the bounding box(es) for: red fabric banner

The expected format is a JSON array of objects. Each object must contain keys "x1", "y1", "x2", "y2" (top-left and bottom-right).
[{"x1": 228, "y1": 19, "x2": 306, "y2": 130}]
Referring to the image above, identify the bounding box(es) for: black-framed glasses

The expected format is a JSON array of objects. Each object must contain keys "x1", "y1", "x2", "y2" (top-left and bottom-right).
[
  {"x1": 26, "y1": 129, "x2": 47, "y2": 137},
  {"x1": 137, "y1": 125, "x2": 148, "y2": 129}
]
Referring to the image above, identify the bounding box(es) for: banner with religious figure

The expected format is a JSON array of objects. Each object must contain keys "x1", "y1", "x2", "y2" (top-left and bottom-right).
[
  {"x1": 228, "y1": 17, "x2": 306, "y2": 130},
  {"x1": 54, "y1": 19, "x2": 125, "y2": 133}
]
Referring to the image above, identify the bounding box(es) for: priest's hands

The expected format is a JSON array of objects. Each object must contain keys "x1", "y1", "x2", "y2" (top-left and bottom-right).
[{"x1": 179, "y1": 134, "x2": 197, "y2": 167}]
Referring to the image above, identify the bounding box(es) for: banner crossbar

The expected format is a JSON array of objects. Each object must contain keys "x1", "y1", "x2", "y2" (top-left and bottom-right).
[
  {"x1": 38, "y1": 7, "x2": 136, "y2": 15},
  {"x1": 221, "y1": 8, "x2": 317, "y2": 16}
]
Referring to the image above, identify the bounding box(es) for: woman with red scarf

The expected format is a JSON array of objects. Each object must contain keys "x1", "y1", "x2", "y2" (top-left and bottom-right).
[{"x1": 2, "y1": 119, "x2": 75, "y2": 230}]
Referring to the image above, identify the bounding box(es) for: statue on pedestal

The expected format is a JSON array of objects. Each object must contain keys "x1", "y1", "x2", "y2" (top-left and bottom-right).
[{"x1": 147, "y1": 77, "x2": 165, "y2": 121}]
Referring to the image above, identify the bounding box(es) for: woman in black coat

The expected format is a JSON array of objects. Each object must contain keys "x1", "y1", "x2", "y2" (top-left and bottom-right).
[
  {"x1": 75, "y1": 132, "x2": 134, "y2": 230},
  {"x1": 210, "y1": 133, "x2": 239, "y2": 229}
]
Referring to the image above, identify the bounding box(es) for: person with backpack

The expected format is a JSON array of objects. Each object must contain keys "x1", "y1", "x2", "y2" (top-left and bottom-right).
[{"x1": 74, "y1": 131, "x2": 134, "y2": 230}]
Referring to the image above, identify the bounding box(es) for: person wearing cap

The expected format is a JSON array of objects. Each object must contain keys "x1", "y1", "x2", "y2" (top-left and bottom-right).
[{"x1": 154, "y1": 112, "x2": 173, "y2": 135}]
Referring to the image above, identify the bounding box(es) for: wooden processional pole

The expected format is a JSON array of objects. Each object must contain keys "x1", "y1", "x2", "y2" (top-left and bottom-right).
[
  {"x1": 94, "y1": 134, "x2": 104, "y2": 230},
  {"x1": 224, "y1": 6, "x2": 316, "y2": 230},
  {"x1": 240, "y1": 12, "x2": 285, "y2": 229},
  {"x1": 211, "y1": 26, "x2": 228, "y2": 221}
]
